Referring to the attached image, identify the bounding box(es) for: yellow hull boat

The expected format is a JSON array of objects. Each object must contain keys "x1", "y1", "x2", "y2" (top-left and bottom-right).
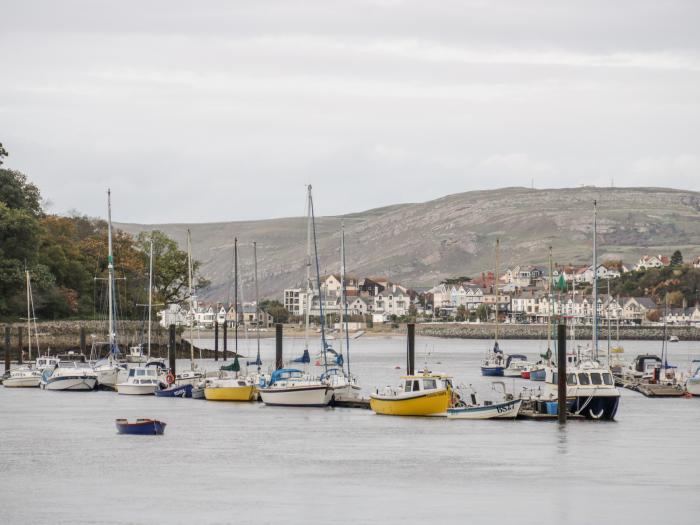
[
  {"x1": 370, "y1": 372, "x2": 453, "y2": 416},
  {"x1": 204, "y1": 385, "x2": 256, "y2": 402}
]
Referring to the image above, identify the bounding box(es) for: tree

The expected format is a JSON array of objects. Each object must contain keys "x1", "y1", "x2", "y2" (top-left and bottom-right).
[
  {"x1": 670, "y1": 250, "x2": 683, "y2": 267},
  {"x1": 646, "y1": 309, "x2": 661, "y2": 322},
  {"x1": 475, "y1": 304, "x2": 488, "y2": 322},
  {"x1": 0, "y1": 169, "x2": 43, "y2": 216},
  {"x1": 0, "y1": 142, "x2": 7, "y2": 166},
  {"x1": 259, "y1": 299, "x2": 289, "y2": 323},
  {"x1": 665, "y1": 290, "x2": 684, "y2": 308},
  {"x1": 455, "y1": 304, "x2": 467, "y2": 321}
]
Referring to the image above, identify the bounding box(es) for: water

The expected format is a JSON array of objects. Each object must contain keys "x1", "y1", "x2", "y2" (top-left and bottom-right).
[{"x1": 1, "y1": 336, "x2": 699, "y2": 525}]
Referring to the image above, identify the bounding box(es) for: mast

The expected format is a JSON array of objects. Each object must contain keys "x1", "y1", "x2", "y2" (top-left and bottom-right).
[
  {"x1": 494, "y1": 238, "x2": 499, "y2": 345},
  {"x1": 340, "y1": 221, "x2": 350, "y2": 376},
  {"x1": 572, "y1": 278, "x2": 577, "y2": 360},
  {"x1": 187, "y1": 229, "x2": 194, "y2": 370},
  {"x1": 304, "y1": 185, "x2": 312, "y2": 353},
  {"x1": 592, "y1": 200, "x2": 599, "y2": 360},
  {"x1": 234, "y1": 238, "x2": 238, "y2": 359},
  {"x1": 547, "y1": 246, "x2": 553, "y2": 353},
  {"x1": 147, "y1": 235, "x2": 154, "y2": 359},
  {"x1": 606, "y1": 279, "x2": 611, "y2": 366},
  {"x1": 254, "y1": 241, "x2": 261, "y2": 370},
  {"x1": 107, "y1": 189, "x2": 117, "y2": 357},
  {"x1": 309, "y1": 187, "x2": 329, "y2": 373},
  {"x1": 26, "y1": 270, "x2": 32, "y2": 361}
]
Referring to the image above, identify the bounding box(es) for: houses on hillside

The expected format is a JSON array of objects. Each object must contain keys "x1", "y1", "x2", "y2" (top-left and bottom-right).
[{"x1": 158, "y1": 302, "x2": 273, "y2": 329}]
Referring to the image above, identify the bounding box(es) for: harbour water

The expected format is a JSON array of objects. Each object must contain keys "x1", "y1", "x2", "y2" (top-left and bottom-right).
[{"x1": 1, "y1": 336, "x2": 699, "y2": 524}]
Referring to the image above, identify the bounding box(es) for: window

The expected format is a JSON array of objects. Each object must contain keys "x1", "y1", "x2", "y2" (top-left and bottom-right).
[
  {"x1": 423, "y1": 379, "x2": 437, "y2": 390},
  {"x1": 590, "y1": 373, "x2": 603, "y2": 385},
  {"x1": 577, "y1": 373, "x2": 590, "y2": 385},
  {"x1": 566, "y1": 373, "x2": 577, "y2": 385},
  {"x1": 602, "y1": 373, "x2": 613, "y2": 385},
  {"x1": 413, "y1": 380, "x2": 420, "y2": 391},
  {"x1": 404, "y1": 381, "x2": 412, "y2": 392},
  {"x1": 552, "y1": 372, "x2": 558, "y2": 384}
]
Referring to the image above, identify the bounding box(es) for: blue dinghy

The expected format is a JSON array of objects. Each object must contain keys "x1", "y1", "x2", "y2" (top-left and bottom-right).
[
  {"x1": 115, "y1": 419, "x2": 166, "y2": 435},
  {"x1": 154, "y1": 384, "x2": 193, "y2": 398}
]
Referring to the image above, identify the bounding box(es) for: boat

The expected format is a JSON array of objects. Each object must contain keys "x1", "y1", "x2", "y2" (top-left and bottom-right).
[
  {"x1": 115, "y1": 419, "x2": 166, "y2": 435},
  {"x1": 154, "y1": 383, "x2": 193, "y2": 398},
  {"x1": 116, "y1": 366, "x2": 166, "y2": 395},
  {"x1": 669, "y1": 335, "x2": 680, "y2": 343},
  {"x1": 370, "y1": 371, "x2": 453, "y2": 416},
  {"x1": 40, "y1": 362, "x2": 98, "y2": 391},
  {"x1": 2, "y1": 366, "x2": 42, "y2": 388},
  {"x1": 686, "y1": 360, "x2": 700, "y2": 396},
  {"x1": 321, "y1": 367, "x2": 362, "y2": 403},
  {"x1": 520, "y1": 367, "x2": 531, "y2": 380},
  {"x1": 481, "y1": 239, "x2": 505, "y2": 377},
  {"x1": 447, "y1": 398, "x2": 522, "y2": 419},
  {"x1": 503, "y1": 354, "x2": 530, "y2": 378},
  {"x1": 204, "y1": 376, "x2": 256, "y2": 401},
  {"x1": 125, "y1": 345, "x2": 148, "y2": 363},
  {"x1": 258, "y1": 368, "x2": 333, "y2": 407}
]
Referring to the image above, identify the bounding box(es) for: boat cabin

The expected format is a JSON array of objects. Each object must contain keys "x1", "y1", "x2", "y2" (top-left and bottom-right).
[
  {"x1": 552, "y1": 370, "x2": 615, "y2": 388},
  {"x1": 401, "y1": 374, "x2": 452, "y2": 393},
  {"x1": 35, "y1": 356, "x2": 60, "y2": 370},
  {"x1": 127, "y1": 368, "x2": 160, "y2": 379},
  {"x1": 269, "y1": 368, "x2": 305, "y2": 385}
]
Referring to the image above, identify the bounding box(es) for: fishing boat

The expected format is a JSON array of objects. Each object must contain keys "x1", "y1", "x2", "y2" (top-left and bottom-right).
[
  {"x1": 669, "y1": 335, "x2": 680, "y2": 343},
  {"x1": 204, "y1": 376, "x2": 256, "y2": 401},
  {"x1": 503, "y1": 354, "x2": 530, "y2": 378},
  {"x1": 370, "y1": 371, "x2": 453, "y2": 416},
  {"x1": 115, "y1": 419, "x2": 166, "y2": 435},
  {"x1": 154, "y1": 382, "x2": 193, "y2": 398},
  {"x1": 686, "y1": 360, "x2": 700, "y2": 396},
  {"x1": 41, "y1": 362, "x2": 98, "y2": 391},
  {"x1": 126, "y1": 345, "x2": 148, "y2": 363},
  {"x1": 116, "y1": 366, "x2": 166, "y2": 395},
  {"x1": 258, "y1": 368, "x2": 333, "y2": 407},
  {"x1": 481, "y1": 239, "x2": 505, "y2": 377}
]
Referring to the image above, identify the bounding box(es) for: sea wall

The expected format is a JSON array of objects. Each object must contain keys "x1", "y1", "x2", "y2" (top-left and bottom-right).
[{"x1": 416, "y1": 322, "x2": 700, "y2": 341}]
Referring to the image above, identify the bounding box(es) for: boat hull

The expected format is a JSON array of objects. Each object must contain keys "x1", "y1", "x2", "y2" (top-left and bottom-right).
[
  {"x1": 529, "y1": 368, "x2": 546, "y2": 381},
  {"x1": 116, "y1": 383, "x2": 158, "y2": 395},
  {"x1": 116, "y1": 419, "x2": 166, "y2": 435},
  {"x1": 503, "y1": 369, "x2": 524, "y2": 378},
  {"x1": 480, "y1": 366, "x2": 504, "y2": 377},
  {"x1": 3, "y1": 376, "x2": 41, "y2": 388},
  {"x1": 259, "y1": 385, "x2": 332, "y2": 407},
  {"x1": 204, "y1": 385, "x2": 256, "y2": 401},
  {"x1": 370, "y1": 389, "x2": 450, "y2": 416},
  {"x1": 686, "y1": 379, "x2": 700, "y2": 396},
  {"x1": 447, "y1": 399, "x2": 522, "y2": 420},
  {"x1": 43, "y1": 376, "x2": 97, "y2": 391},
  {"x1": 520, "y1": 370, "x2": 531, "y2": 379},
  {"x1": 154, "y1": 384, "x2": 193, "y2": 398},
  {"x1": 94, "y1": 367, "x2": 125, "y2": 391},
  {"x1": 568, "y1": 396, "x2": 620, "y2": 420}
]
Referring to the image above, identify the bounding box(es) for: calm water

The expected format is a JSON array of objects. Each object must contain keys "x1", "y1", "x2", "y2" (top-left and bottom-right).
[{"x1": 1, "y1": 336, "x2": 699, "y2": 525}]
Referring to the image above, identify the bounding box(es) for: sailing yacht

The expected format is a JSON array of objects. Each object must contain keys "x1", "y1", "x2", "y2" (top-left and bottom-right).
[{"x1": 481, "y1": 239, "x2": 505, "y2": 376}]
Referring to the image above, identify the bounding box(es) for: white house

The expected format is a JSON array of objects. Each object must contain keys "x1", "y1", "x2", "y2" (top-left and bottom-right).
[
  {"x1": 158, "y1": 304, "x2": 188, "y2": 327},
  {"x1": 635, "y1": 255, "x2": 670, "y2": 271}
]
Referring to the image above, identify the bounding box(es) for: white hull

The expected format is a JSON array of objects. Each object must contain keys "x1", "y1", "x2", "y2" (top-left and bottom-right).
[
  {"x1": 43, "y1": 377, "x2": 97, "y2": 391},
  {"x1": 259, "y1": 385, "x2": 332, "y2": 407},
  {"x1": 94, "y1": 367, "x2": 124, "y2": 390},
  {"x1": 503, "y1": 369, "x2": 524, "y2": 378},
  {"x1": 116, "y1": 383, "x2": 158, "y2": 395},
  {"x1": 330, "y1": 383, "x2": 363, "y2": 402},
  {"x1": 686, "y1": 379, "x2": 700, "y2": 396},
  {"x1": 3, "y1": 376, "x2": 41, "y2": 388},
  {"x1": 447, "y1": 399, "x2": 522, "y2": 420}
]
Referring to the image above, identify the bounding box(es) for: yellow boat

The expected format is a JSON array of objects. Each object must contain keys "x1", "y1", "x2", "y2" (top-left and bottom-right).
[
  {"x1": 370, "y1": 372, "x2": 453, "y2": 416},
  {"x1": 204, "y1": 378, "x2": 256, "y2": 402}
]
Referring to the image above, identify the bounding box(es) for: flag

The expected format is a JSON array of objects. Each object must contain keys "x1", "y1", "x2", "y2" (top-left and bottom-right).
[{"x1": 557, "y1": 274, "x2": 567, "y2": 292}]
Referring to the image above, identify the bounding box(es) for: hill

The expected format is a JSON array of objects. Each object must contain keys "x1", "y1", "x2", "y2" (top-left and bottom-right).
[{"x1": 116, "y1": 186, "x2": 700, "y2": 301}]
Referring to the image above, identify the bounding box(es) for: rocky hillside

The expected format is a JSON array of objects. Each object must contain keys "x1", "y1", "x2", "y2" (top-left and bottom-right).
[{"x1": 117, "y1": 187, "x2": 700, "y2": 301}]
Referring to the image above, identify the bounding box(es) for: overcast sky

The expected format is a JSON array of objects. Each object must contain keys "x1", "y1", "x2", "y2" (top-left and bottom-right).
[{"x1": 2, "y1": 0, "x2": 699, "y2": 223}]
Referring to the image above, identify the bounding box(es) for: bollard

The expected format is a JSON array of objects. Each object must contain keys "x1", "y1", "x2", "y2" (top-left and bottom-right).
[
  {"x1": 80, "y1": 326, "x2": 86, "y2": 355},
  {"x1": 407, "y1": 323, "x2": 415, "y2": 375},
  {"x1": 4, "y1": 327, "x2": 10, "y2": 372},
  {"x1": 214, "y1": 320, "x2": 219, "y2": 361},
  {"x1": 275, "y1": 323, "x2": 283, "y2": 370},
  {"x1": 168, "y1": 324, "x2": 176, "y2": 376},
  {"x1": 223, "y1": 322, "x2": 227, "y2": 361},
  {"x1": 557, "y1": 323, "x2": 567, "y2": 424},
  {"x1": 17, "y1": 326, "x2": 23, "y2": 365}
]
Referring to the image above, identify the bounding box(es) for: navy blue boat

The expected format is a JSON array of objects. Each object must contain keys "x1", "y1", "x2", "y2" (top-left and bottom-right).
[
  {"x1": 154, "y1": 384, "x2": 193, "y2": 398},
  {"x1": 115, "y1": 419, "x2": 166, "y2": 435}
]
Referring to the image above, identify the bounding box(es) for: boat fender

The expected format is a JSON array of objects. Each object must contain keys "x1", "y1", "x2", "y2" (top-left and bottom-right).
[{"x1": 166, "y1": 371, "x2": 175, "y2": 385}]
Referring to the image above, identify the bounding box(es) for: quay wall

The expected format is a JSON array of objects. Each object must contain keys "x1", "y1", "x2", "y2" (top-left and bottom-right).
[{"x1": 415, "y1": 323, "x2": 700, "y2": 341}]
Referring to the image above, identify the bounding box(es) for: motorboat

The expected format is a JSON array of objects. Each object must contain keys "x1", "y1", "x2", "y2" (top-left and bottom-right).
[
  {"x1": 35, "y1": 356, "x2": 60, "y2": 371},
  {"x1": 2, "y1": 366, "x2": 42, "y2": 388},
  {"x1": 258, "y1": 368, "x2": 333, "y2": 407},
  {"x1": 480, "y1": 342, "x2": 505, "y2": 376},
  {"x1": 93, "y1": 357, "x2": 128, "y2": 390},
  {"x1": 116, "y1": 419, "x2": 166, "y2": 435},
  {"x1": 40, "y1": 362, "x2": 98, "y2": 391},
  {"x1": 116, "y1": 366, "x2": 166, "y2": 395},
  {"x1": 669, "y1": 335, "x2": 680, "y2": 343},
  {"x1": 503, "y1": 354, "x2": 530, "y2": 378},
  {"x1": 448, "y1": 382, "x2": 521, "y2": 419},
  {"x1": 686, "y1": 360, "x2": 700, "y2": 396},
  {"x1": 370, "y1": 371, "x2": 453, "y2": 416},
  {"x1": 125, "y1": 345, "x2": 148, "y2": 363}
]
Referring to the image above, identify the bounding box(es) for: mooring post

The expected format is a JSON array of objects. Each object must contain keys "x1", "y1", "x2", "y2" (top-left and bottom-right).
[
  {"x1": 223, "y1": 321, "x2": 228, "y2": 361},
  {"x1": 80, "y1": 326, "x2": 86, "y2": 355},
  {"x1": 557, "y1": 323, "x2": 567, "y2": 424},
  {"x1": 275, "y1": 323, "x2": 283, "y2": 370},
  {"x1": 17, "y1": 326, "x2": 23, "y2": 365},
  {"x1": 407, "y1": 323, "x2": 415, "y2": 375},
  {"x1": 168, "y1": 324, "x2": 176, "y2": 376},
  {"x1": 4, "y1": 326, "x2": 11, "y2": 372},
  {"x1": 214, "y1": 320, "x2": 219, "y2": 361}
]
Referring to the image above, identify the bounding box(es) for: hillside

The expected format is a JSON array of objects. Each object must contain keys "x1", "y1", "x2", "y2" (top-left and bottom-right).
[{"x1": 117, "y1": 187, "x2": 700, "y2": 301}]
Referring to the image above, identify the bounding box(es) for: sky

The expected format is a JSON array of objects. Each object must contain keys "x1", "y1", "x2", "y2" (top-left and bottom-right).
[{"x1": 1, "y1": 0, "x2": 699, "y2": 223}]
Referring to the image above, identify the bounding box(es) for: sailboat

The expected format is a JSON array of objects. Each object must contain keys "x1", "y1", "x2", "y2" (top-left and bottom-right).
[
  {"x1": 204, "y1": 238, "x2": 258, "y2": 402},
  {"x1": 3, "y1": 271, "x2": 42, "y2": 388},
  {"x1": 529, "y1": 246, "x2": 555, "y2": 381},
  {"x1": 480, "y1": 239, "x2": 505, "y2": 376},
  {"x1": 258, "y1": 186, "x2": 332, "y2": 407},
  {"x1": 322, "y1": 221, "x2": 361, "y2": 402}
]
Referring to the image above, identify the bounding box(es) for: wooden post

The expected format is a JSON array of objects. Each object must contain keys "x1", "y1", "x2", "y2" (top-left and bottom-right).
[
  {"x1": 168, "y1": 324, "x2": 176, "y2": 375},
  {"x1": 4, "y1": 326, "x2": 10, "y2": 372},
  {"x1": 275, "y1": 323, "x2": 283, "y2": 370},
  {"x1": 407, "y1": 323, "x2": 415, "y2": 375},
  {"x1": 223, "y1": 321, "x2": 228, "y2": 361},
  {"x1": 214, "y1": 320, "x2": 219, "y2": 361},
  {"x1": 80, "y1": 326, "x2": 86, "y2": 355},
  {"x1": 557, "y1": 323, "x2": 567, "y2": 424},
  {"x1": 17, "y1": 326, "x2": 23, "y2": 365}
]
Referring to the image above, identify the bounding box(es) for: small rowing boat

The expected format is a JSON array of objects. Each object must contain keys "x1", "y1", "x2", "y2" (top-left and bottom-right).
[{"x1": 115, "y1": 419, "x2": 166, "y2": 435}]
